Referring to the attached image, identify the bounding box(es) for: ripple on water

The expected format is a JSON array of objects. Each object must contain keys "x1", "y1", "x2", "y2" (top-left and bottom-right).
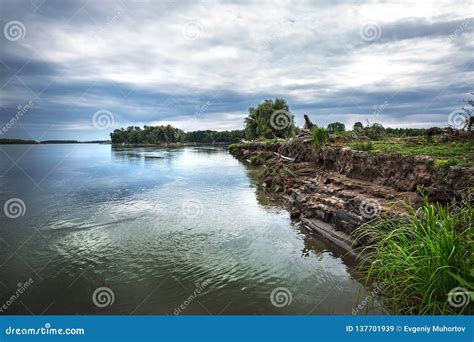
[{"x1": 0, "y1": 145, "x2": 384, "y2": 314}]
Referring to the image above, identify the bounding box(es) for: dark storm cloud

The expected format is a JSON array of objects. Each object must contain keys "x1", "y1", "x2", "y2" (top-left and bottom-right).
[{"x1": 0, "y1": 0, "x2": 472, "y2": 139}]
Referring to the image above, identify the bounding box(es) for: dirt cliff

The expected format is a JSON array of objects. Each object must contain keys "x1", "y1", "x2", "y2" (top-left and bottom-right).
[{"x1": 230, "y1": 139, "x2": 473, "y2": 248}]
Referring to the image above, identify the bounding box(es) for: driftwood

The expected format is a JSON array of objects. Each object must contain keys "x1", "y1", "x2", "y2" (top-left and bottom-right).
[
  {"x1": 273, "y1": 152, "x2": 295, "y2": 162},
  {"x1": 303, "y1": 114, "x2": 314, "y2": 129}
]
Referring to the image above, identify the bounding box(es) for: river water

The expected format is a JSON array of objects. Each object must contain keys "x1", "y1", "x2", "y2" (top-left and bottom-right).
[{"x1": 0, "y1": 144, "x2": 381, "y2": 314}]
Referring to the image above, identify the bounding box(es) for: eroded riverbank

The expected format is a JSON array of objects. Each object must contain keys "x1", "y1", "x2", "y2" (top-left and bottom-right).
[{"x1": 229, "y1": 138, "x2": 473, "y2": 251}]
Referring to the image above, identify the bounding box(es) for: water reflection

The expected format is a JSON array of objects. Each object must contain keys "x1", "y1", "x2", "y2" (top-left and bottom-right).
[{"x1": 0, "y1": 144, "x2": 383, "y2": 315}]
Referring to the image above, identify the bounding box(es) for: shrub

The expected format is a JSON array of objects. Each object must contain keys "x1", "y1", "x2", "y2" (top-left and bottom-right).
[{"x1": 311, "y1": 127, "x2": 329, "y2": 150}]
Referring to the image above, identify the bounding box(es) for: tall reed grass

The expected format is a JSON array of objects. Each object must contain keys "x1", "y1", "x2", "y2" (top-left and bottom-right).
[{"x1": 354, "y1": 198, "x2": 473, "y2": 314}]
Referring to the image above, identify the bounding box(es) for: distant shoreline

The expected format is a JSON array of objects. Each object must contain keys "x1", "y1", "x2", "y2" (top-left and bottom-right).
[
  {"x1": 0, "y1": 139, "x2": 231, "y2": 147},
  {"x1": 0, "y1": 139, "x2": 111, "y2": 145}
]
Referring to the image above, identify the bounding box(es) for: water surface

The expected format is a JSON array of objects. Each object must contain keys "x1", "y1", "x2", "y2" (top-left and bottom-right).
[{"x1": 0, "y1": 144, "x2": 380, "y2": 314}]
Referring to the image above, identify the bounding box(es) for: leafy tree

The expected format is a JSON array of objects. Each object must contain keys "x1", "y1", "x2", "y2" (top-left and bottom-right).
[
  {"x1": 365, "y1": 123, "x2": 386, "y2": 140},
  {"x1": 353, "y1": 122, "x2": 363, "y2": 131},
  {"x1": 244, "y1": 98, "x2": 296, "y2": 139},
  {"x1": 327, "y1": 122, "x2": 346, "y2": 133}
]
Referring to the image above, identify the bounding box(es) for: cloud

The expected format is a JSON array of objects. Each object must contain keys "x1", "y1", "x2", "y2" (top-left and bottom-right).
[{"x1": 0, "y1": 0, "x2": 472, "y2": 140}]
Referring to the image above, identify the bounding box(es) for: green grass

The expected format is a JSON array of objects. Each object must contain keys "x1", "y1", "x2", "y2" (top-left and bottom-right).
[
  {"x1": 351, "y1": 141, "x2": 374, "y2": 151},
  {"x1": 311, "y1": 127, "x2": 329, "y2": 150},
  {"x1": 346, "y1": 138, "x2": 474, "y2": 167},
  {"x1": 354, "y1": 199, "x2": 473, "y2": 314}
]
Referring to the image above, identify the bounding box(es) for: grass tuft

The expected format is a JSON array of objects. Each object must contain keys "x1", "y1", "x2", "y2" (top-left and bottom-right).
[
  {"x1": 351, "y1": 141, "x2": 374, "y2": 151},
  {"x1": 311, "y1": 127, "x2": 329, "y2": 150},
  {"x1": 354, "y1": 198, "x2": 473, "y2": 314}
]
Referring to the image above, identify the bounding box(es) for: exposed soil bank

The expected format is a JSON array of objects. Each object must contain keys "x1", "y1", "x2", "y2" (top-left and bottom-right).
[{"x1": 229, "y1": 139, "x2": 473, "y2": 251}]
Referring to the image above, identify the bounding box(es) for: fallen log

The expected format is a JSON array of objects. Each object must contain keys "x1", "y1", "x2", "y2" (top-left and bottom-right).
[{"x1": 273, "y1": 152, "x2": 295, "y2": 162}]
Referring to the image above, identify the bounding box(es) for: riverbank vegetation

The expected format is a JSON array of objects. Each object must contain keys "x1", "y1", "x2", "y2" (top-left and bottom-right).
[
  {"x1": 346, "y1": 138, "x2": 474, "y2": 167},
  {"x1": 244, "y1": 98, "x2": 297, "y2": 139},
  {"x1": 355, "y1": 198, "x2": 473, "y2": 315}
]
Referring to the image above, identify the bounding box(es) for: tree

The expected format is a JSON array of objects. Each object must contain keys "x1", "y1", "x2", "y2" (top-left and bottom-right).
[
  {"x1": 365, "y1": 123, "x2": 386, "y2": 140},
  {"x1": 244, "y1": 98, "x2": 296, "y2": 139},
  {"x1": 353, "y1": 122, "x2": 363, "y2": 131},
  {"x1": 327, "y1": 122, "x2": 346, "y2": 133}
]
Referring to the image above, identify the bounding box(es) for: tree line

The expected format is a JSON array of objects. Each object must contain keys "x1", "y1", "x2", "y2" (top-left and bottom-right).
[
  {"x1": 111, "y1": 96, "x2": 468, "y2": 145},
  {"x1": 110, "y1": 125, "x2": 245, "y2": 144}
]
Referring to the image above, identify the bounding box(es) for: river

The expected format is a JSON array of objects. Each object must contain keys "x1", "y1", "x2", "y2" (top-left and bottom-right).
[{"x1": 0, "y1": 144, "x2": 382, "y2": 314}]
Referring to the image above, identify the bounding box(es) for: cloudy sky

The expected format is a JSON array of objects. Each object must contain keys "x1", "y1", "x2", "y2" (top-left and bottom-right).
[{"x1": 0, "y1": 0, "x2": 472, "y2": 140}]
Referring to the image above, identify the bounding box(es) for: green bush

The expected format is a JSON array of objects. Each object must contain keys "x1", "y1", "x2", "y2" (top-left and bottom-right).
[
  {"x1": 354, "y1": 199, "x2": 473, "y2": 314},
  {"x1": 311, "y1": 127, "x2": 329, "y2": 150}
]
